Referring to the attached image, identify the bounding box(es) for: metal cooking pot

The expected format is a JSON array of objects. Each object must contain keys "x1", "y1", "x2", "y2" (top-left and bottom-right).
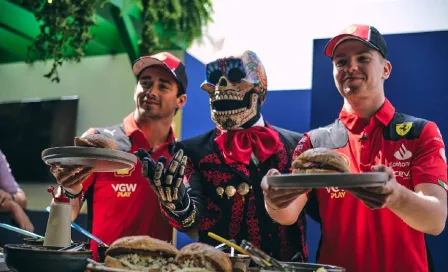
[
  {"x1": 4, "y1": 244, "x2": 92, "y2": 272},
  {"x1": 22, "y1": 237, "x2": 44, "y2": 246}
]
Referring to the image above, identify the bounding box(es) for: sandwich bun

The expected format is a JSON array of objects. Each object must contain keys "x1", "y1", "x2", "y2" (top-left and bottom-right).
[
  {"x1": 176, "y1": 243, "x2": 232, "y2": 272},
  {"x1": 105, "y1": 236, "x2": 179, "y2": 271},
  {"x1": 74, "y1": 134, "x2": 118, "y2": 150},
  {"x1": 292, "y1": 148, "x2": 350, "y2": 174},
  {"x1": 104, "y1": 255, "x2": 134, "y2": 270},
  {"x1": 106, "y1": 235, "x2": 179, "y2": 256}
]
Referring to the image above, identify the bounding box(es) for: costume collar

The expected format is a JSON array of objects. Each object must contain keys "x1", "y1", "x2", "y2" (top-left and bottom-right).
[
  {"x1": 339, "y1": 98, "x2": 395, "y2": 131},
  {"x1": 123, "y1": 112, "x2": 175, "y2": 143},
  {"x1": 216, "y1": 115, "x2": 266, "y2": 136},
  {"x1": 252, "y1": 115, "x2": 265, "y2": 127}
]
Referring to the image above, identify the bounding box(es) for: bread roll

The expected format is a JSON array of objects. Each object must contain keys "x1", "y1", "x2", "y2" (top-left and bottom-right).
[
  {"x1": 74, "y1": 134, "x2": 118, "y2": 150},
  {"x1": 292, "y1": 147, "x2": 350, "y2": 174},
  {"x1": 176, "y1": 243, "x2": 232, "y2": 272}
]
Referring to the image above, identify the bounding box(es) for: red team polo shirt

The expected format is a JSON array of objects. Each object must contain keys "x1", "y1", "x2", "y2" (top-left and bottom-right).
[
  {"x1": 294, "y1": 99, "x2": 447, "y2": 272},
  {"x1": 81, "y1": 113, "x2": 174, "y2": 259}
]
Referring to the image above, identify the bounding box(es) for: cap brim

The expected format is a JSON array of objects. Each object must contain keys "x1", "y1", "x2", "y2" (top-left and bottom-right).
[
  {"x1": 324, "y1": 34, "x2": 380, "y2": 58},
  {"x1": 132, "y1": 57, "x2": 172, "y2": 77}
]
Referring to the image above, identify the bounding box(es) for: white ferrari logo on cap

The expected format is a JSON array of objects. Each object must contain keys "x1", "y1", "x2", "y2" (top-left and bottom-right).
[
  {"x1": 346, "y1": 25, "x2": 357, "y2": 34},
  {"x1": 152, "y1": 53, "x2": 167, "y2": 61}
]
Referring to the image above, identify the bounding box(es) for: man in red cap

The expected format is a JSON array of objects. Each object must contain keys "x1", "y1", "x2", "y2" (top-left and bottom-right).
[
  {"x1": 261, "y1": 24, "x2": 447, "y2": 272},
  {"x1": 49, "y1": 52, "x2": 188, "y2": 259}
]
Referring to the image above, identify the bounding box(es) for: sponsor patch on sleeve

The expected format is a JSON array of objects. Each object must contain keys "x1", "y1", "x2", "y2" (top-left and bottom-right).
[{"x1": 438, "y1": 179, "x2": 448, "y2": 190}]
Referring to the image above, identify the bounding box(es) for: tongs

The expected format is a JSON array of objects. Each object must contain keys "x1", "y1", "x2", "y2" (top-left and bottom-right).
[
  {"x1": 240, "y1": 240, "x2": 285, "y2": 271},
  {"x1": 207, "y1": 232, "x2": 284, "y2": 270},
  {"x1": 57, "y1": 242, "x2": 86, "y2": 252}
]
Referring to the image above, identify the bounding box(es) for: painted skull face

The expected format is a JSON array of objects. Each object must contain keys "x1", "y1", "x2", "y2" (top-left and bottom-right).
[{"x1": 201, "y1": 50, "x2": 267, "y2": 130}]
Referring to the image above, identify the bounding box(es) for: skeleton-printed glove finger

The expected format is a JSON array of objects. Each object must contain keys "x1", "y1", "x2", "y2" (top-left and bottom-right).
[
  {"x1": 162, "y1": 150, "x2": 184, "y2": 203},
  {"x1": 135, "y1": 148, "x2": 189, "y2": 210},
  {"x1": 135, "y1": 149, "x2": 161, "y2": 197},
  {"x1": 135, "y1": 149, "x2": 157, "y2": 178},
  {"x1": 172, "y1": 155, "x2": 188, "y2": 201},
  {"x1": 160, "y1": 150, "x2": 189, "y2": 210}
]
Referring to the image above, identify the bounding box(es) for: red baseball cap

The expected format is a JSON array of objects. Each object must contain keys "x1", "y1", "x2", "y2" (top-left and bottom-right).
[
  {"x1": 132, "y1": 52, "x2": 188, "y2": 94},
  {"x1": 325, "y1": 24, "x2": 388, "y2": 58}
]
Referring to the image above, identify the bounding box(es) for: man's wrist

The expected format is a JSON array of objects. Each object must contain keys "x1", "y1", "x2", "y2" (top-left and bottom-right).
[
  {"x1": 387, "y1": 183, "x2": 407, "y2": 210},
  {"x1": 166, "y1": 196, "x2": 192, "y2": 217},
  {"x1": 62, "y1": 187, "x2": 84, "y2": 200}
]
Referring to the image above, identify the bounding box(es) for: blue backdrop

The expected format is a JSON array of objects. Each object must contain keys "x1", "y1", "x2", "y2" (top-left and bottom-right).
[
  {"x1": 182, "y1": 53, "x2": 312, "y2": 138},
  {"x1": 182, "y1": 53, "x2": 215, "y2": 139}
]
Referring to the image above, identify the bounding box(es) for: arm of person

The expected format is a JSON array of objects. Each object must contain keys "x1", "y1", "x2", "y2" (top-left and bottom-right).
[
  {"x1": 48, "y1": 128, "x2": 97, "y2": 221},
  {"x1": 264, "y1": 187, "x2": 309, "y2": 225},
  {"x1": 389, "y1": 182, "x2": 446, "y2": 235},
  {"x1": 51, "y1": 172, "x2": 94, "y2": 221},
  {"x1": 70, "y1": 173, "x2": 94, "y2": 222},
  {"x1": 11, "y1": 190, "x2": 27, "y2": 209},
  {"x1": 351, "y1": 122, "x2": 447, "y2": 235},
  {"x1": 0, "y1": 150, "x2": 28, "y2": 209},
  {"x1": 390, "y1": 122, "x2": 447, "y2": 235},
  {"x1": 0, "y1": 198, "x2": 34, "y2": 231},
  {"x1": 69, "y1": 198, "x2": 83, "y2": 222},
  {"x1": 160, "y1": 158, "x2": 205, "y2": 232},
  {"x1": 262, "y1": 133, "x2": 313, "y2": 225}
]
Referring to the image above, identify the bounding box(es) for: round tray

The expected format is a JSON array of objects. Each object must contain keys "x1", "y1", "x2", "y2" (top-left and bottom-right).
[
  {"x1": 259, "y1": 261, "x2": 345, "y2": 272},
  {"x1": 41, "y1": 147, "x2": 137, "y2": 172},
  {"x1": 267, "y1": 172, "x2": 388, "y2": 189}
]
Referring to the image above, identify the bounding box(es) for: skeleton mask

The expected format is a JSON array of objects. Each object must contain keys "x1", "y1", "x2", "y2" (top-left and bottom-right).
[{"x1": 201, "y1": 50, "x2": 267, "y2": 130}]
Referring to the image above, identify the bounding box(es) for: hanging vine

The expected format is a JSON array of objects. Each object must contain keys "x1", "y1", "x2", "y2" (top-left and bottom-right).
[
  {"x1": 140, "y1": 0, "x2": 213, "y2": 55},
  {"x1": 11, "y1": 0, "x2": 213, "y2": 82},
  {"x1": 12, "y1": 0, "x2": 108, "y2": 82}
]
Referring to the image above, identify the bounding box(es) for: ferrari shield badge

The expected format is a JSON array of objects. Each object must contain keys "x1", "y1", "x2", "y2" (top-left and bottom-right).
[{"x1": 396, "y1": 122, "x2": 413, "y2": 136}]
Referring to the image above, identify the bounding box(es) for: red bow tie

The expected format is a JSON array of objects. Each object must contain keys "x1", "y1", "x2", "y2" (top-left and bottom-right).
[{"x1": 214, "y1": 126, "x2": 281, "y2": 165}]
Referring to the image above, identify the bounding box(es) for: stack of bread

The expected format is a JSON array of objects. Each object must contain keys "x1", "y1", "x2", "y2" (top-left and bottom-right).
[{"x1": 104, "y1": 236, "x2": 232, "y2": 272}]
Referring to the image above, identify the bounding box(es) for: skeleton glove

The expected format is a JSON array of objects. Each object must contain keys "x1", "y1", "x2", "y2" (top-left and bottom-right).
[{"x1": 135, "y1": 148, "x2": 188, "y2": 211}]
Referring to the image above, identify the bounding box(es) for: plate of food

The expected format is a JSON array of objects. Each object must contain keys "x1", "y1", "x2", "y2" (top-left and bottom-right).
[
  {"x1": 87, "y1": 236, "x2": 233, "y2": 272},
  {"x1": 41, "y1": 135, "x2": 137, "y2": 172},
  {"x1": 267, "y1": 148, "x2": 388, "y2": 189}
]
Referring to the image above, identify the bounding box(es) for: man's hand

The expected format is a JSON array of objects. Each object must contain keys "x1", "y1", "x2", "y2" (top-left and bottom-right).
[
  {"x1": 348, "y1": 165, "x2": 403, "y2": 209},
  {"x1": 49, "y1": 163, "x2": 93, "y2": 193},
  {"x1": 261, "y1": 169, "x2": 310, "y2": 210},
  {"x1": 0, "y1": 189, "x2": 13, "y2": 206},
  {"x1": 3, "y1": 200, "x2": 35, "y2": 232},
  {"x1": 135, "y1": 148, "x2": 188, "y2": 210}
]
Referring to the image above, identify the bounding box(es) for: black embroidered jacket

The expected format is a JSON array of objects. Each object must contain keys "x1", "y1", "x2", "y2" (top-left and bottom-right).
[{"x1": 160, "y1": 126, "x2": 308, "y2": 262}]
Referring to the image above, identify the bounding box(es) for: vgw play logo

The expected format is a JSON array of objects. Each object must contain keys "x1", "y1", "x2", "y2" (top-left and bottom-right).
[
  {"x1": 326, "y1": 187, "x2": 346, "y2": 199},
  {"x1": 112, "y1": 183, "x2": 137, "y2": 197}
]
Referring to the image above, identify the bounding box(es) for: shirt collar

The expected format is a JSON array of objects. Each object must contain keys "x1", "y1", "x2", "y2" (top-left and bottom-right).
[
  {"x1": 123, "y1": 112, "x2": 175, "y2": 143},
  {"x1": 339, "y1": 98, "x2": 395, "y2": 131}
]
